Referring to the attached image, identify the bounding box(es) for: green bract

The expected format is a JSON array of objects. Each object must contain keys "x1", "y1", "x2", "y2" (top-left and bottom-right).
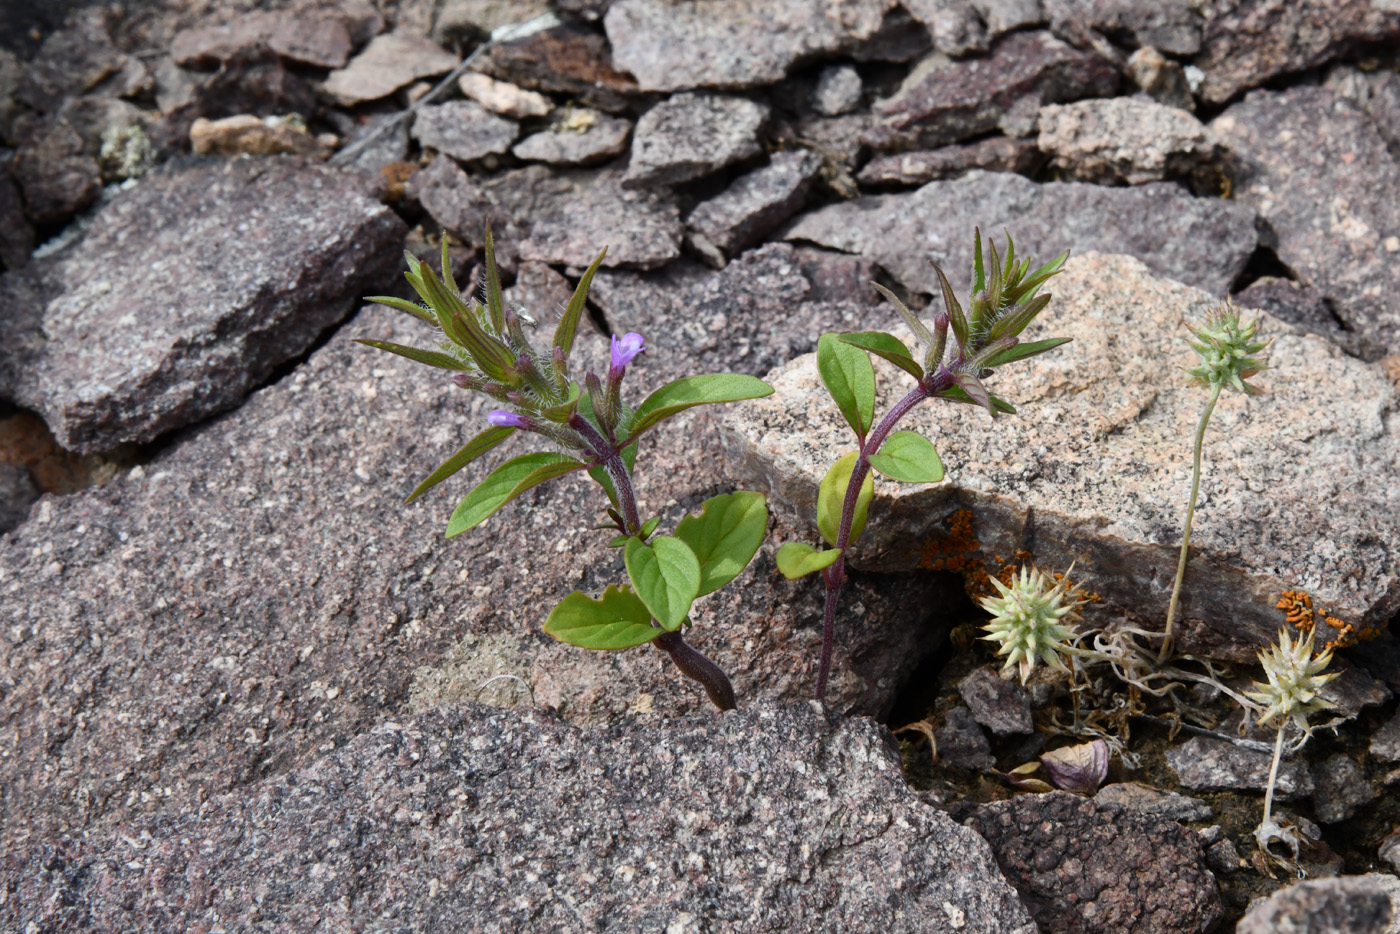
[{"x1": 1184, "y1": 299, "x2": 1271, "y2": 395}]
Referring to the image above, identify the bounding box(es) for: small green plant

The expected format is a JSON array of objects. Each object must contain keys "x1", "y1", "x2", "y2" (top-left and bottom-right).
[
  {"x1": 357, "y1": 230, "x2": 775, "y2": 710},
  {"x1": 776, "y1": 229, "x2": 1070, "y2": 700},
  {"x1": 1160, "y1": 300, "x2": 1271, "y2": 662},
  {"x1": 980, "y1": 565, "x2": 1086, "y2": 684}
]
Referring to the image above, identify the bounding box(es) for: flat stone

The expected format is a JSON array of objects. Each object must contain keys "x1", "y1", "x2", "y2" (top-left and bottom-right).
[
  {"x1": 471, "y1": 18, "x2": 638, "y2": 113},
  {"x1": 190, "y1": 115, "x2": 335, "y2": 158},
  {"x1": 902, "y1": 0, "x2": 989, "y2": 56},
  {"x1": 857, "y1": 136, "x2": 1042, "y2": 186},
  {"x1": 957, "y1": 665, "x2": 1033, "y2": 735},
  {"x1": 865, "y1": 31, "x2": 1119, "y2": 151},
  {"x1": 1194, "y1": 1, "x2": 1400, "y2": 107},
  {"x1": 1045, "y1": 0, "x2": 1202, "y2": 56},
  {"x1": 0, "y1": 158, "x2": 406, "y2": 452},
  {"x1": 935, "y1": 705, "x2": 995, "y2": 769},
  {"x1": 10, "y1": 118, "x2": 102, "y2": 227},
  {"x1": 1313, "y1": 753, "x2": 1378, "y2": 824},
  {"x1": 1237, "y1": 876, "x2": 1393, "y2": 934},
  {"x1": 622, "y1": 93, "x2": 769, "y2": 189},
  {"x1": 503, "y1": 261, "x2": 576, "y2": 323},
  {"x1": 1129, "y1": 46, "x2": 1195, "y2": 112},
  {"x1": 784, "y1": 170, "x2": 1255, "y2": 296},
  {"x1": 0, "y1": 464, "x2": 38, "y2": 534},
  {"x1": 723, "y1": 253, "x2": 1400, "y2": 660},
  {"x1": 951, "y1": 791, "x2": 1223, "y2": 934},
  {"x1": 1212, "y1": 86, "x2": 1400, "y2": 360},
  {"x1": 1096, "y1": 782, "x2": 1214, "y2": 823},
  {"x1": 1370, "y1": 708, "x2": 1400, "y2": 762},
  {"x1": 814, "y1": 64, "x2": 864, "y2": 116},
  {"x1": 686, "y1": 150, "x2": 821, "y2": 261},
  {"x1": 1167, "y1": 736, "x2": 1313, "y2": 799},
  {"x1": 605, "y1": 0, "x2": 896, "y2": 91},
  {"x1": 457, "y1": 71, "x2": 552, "y2": 118},
  {"x1": 411, "y1": 100, "x2": 518, "y2": 162},
  {"x1": 171, "y1": 11, "x2": 354, "y2": 70},
  {"x1": 511, "y1": 110, "x2": 632, "y2": 165},
  {"x1": 321, "y1": 32, "x2": 459, "y2": 106},
  {"x1": 0, "y1": 703, "x2": 1037, "y2": 933},
  {"x1": 1036, "y1": 96, "x2": 1222, "y2": 184}
]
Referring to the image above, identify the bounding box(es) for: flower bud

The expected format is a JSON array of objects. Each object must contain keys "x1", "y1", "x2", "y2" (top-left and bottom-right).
[{"x1": 487, "y1": 410, "x2": 530, "y2": 430}]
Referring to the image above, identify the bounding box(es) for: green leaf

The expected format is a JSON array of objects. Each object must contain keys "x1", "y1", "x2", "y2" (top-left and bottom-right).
[
  {"x1": 624, "y1": 535, "x2": 701, "y2": 631},
  {"x1": 629, "y1": 374, "x2": 774, "y2": 439},
  {"x1": 539, "y1": 381, "x2": 582, "y2": 423},
  {"x1": 972, "y1": 227, "x2": 986, "y2": 294},
  {"x1": 543, "y1": 585, "x2": 661, "y2": 650},
  {"x1": 775, "y1": 542, "x2": 842, "y2": 579},
  {"x1": 983, "y1": 336, "x2": 1072, "y2": 368},
  {"x1": 988, "y1": 293, "x2": 1052, "y2": 342},
  {"x1": 870, "y1": 283, "x2": 932, "y2": 346},
  {"x1": 587, "y1": 440, "x2": 638, "y2": 511},
  {"x1": 673, "y1": 491, "x2": 769, "y2": 596},
  {"x1": 553, "y1": 247, "x2": 608, "y2": 358},
  {"x1": 938, "y1": 385, "x2": 1017, "y2": 414},
  {"x1": 447, "y1": 452, "x2": 586, "y2": 537},
  {"x1": 868, "y1": 431, "x2": 944, "y2": 483},
  {"x1": 817, "y1": 451, "x2": 874, "y2": 547},
  {"x1": 933, "y1": 263, "x2": 969, "y2": 352},
  {"x1": 483, "y1": 226, "x2": 506, "y2": 333},
  {"x1": 366, "y1": 295, "x2": 437, "y2": 324},
  {"x1": 354, "y1": 339, "x2": 469, "y2": 371},
  {"x1": 837, "y1": 331, "x2": 923, "y2": 381},
  {"x1": 405, "y1": 425, "x2": 515, "y2": 504},
  {"x1": 438, "y1": 237, "x2": 459, "y2": 302},
  {"x1": 817, "y1": 334, "x2": 876, "y2": 439},
  {"x1": 639, "y1": 515, "x2": 662, "y2": 540},
  {"x1": 954, "y1": 370, "x2": 994, "y2": 416}
]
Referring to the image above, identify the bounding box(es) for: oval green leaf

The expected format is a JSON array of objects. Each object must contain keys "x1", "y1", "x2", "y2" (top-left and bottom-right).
[
  {"x1": 775, "y1": 542, "x2": 842, "y2": 580},
  {"x1": 868, "y1": 431, "x2": 945, "y2": 484},
  {"x1": 983, "y1": 336, "x2": 1072, "y2": 368},
  {"x1": 405, "y1": 425, "x2": 515, "y2": 504},
  {"x1": 543, "y1": 585, "x2": 661, "y2": 650},
  {"x1": 624, "y1": 535, "x2": 701, "y2": 631},
  {"x1": 673, "y1": 491, "x2": 769, "y2": 596},
  {"x1": 817, "y1": 451, "x2": 874, "y2": 547},
  {"x1": 817, "y1": 334, "x2": 875, "y2": 439},
  {"x1": 353, "y1": 339, "x2": 469, "y2": 371},
  {"x1": 628, "y1": 374, "x2": 774, "y2": 440},
  {"x1": 447, "y1": 452, "x2": 586, "y2": 537},
  {"x1": 837, "y1": 331, "x2": 923, "y2": 381}
]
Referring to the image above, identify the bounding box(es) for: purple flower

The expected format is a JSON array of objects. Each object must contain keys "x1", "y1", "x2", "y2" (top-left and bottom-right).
[
  {"x1": 610, "y1": 332, "x2": 646, "y2": 369},
  {"x1": 487, "y1": 410, "x2": 529, "y2": 429}
]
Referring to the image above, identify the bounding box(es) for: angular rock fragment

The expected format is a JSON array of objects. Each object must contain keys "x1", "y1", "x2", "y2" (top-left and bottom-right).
[
  {"x1": 1237, "y1": 876, "x2": 1394, "y2": 934},
  {"x1": 1096, "y1": 783, "x2": 1213, "y2": 823},
  {"x1": 622, "y1": 92, "x2": 769, "y2": 189},
  {"x1": 471, "y1": 18, "x2": 638, "y2": 113},
  {"x1": 902, "y1": 0, "x2": 989, "y2": 56},
  {"x1": 1036, "y1": 96, "x2": 1222, "y2": 184},
  {"x1": 856, "y1": 136, "x2": 1040, "y2": 186},
  {"x1": 686, "y1": 150, "x2": 821, "y2": 262},
  {"x1": 1212, "y1": 87, "x2": 1400, "y2": 359},
  {"x1": 171, "y1": 11, "x2": 354, "y2": 70},
  {"x1": 1045, "y1": 0, "x2": 1202, "y2": 56},
  {"x1": 0, "y1": 158, "x2": 406, "y2": 452},
  {"x1": 512, "y1": 111, "x2": 632, "y2": 165},
  {"x1": 433, "y1": 0, "x2": 552, "y2": 48},
  {"x1": 1233, "y1": 277, "x2": 1372, "y2": 360},
  {"x1": 321, "y1": 32, "x2": 459, "y2": 106},
  {"x1": 1129, "y1": 45, "x2": 1195, "y2": 111},
  {"x1": 724, "y1": 253, "x2": 1400, "y2": 659},
  {"x1": 411, "y1": 100, "x2": 518, "y2": 162},
  {"x1": 16, "y1": 8, "x2": 125, "y2": 114},
  {"x1": 1167, "y1": 736, "x2": 1313, "y2": 798},
  {"x1": 1370, "y1": 707, "x2": 1400, "y2": 762},
  {"x1": 814, "y1": 65, "x2": 863, "y2": 118},
  {"x1": 457, "y1": 71, "x2": 552, "y2": 118},
  {"x1": 865, "y1": 30, "x2": 1118, "y2": 151},
  {"x1": 517, "y1": 168, "x2": 680, "y2": 269},
  {"x1": 784, "y1": 170, "x2": 1254, "y2": 296},
  {"x1": 191, "y1": 114, "x2": 335, "y2": 158},
  {"x1": 972, "y1": 0, "x2": 1045, "y2": 36},
  {"x1": 1312, "y1": 753, "x2": 1378, "y2": 824},
  {"x1": 156, "y1": 48, "x2": 317, "y2": 153},
  {"x1": 0, "y1": 703, "x2": 1037, "y2": 933},
  {"x1": 10, "y1": 118, "x2": 102, "y2": 226},
  {"x1": 1326, "y1": 65, "x2": 1400, "y2": 160},
  {"x1": 935, "y1": 706, "x2": 995, "y2": 769},
  {"x1": 957, "y1": 666, "x2": 1032, "y2": 735}
]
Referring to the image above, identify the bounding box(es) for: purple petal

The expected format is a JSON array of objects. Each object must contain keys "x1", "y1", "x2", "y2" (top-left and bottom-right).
[
  {"x1": 487, "y1": 410, "x2": 529, "y2": 429},
  {"x1": 610, "y1": 331, "x2": 646, "y2": 368},
  {"x1": 1040, "y1": 740, "x2": 1109, "y2": 795}
]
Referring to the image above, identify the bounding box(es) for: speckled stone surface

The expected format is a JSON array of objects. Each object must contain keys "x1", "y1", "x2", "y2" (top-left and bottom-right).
[
  {"x1": 320, "y1": 31, "x2": 459, "y2": 106},
  {"x1": 622, "y1": 92, "x2": 769, "y2": 189},
  {"x1": 1236, "y1": 875, "x2": 1393, "y2": 934},
  {"x1": 1037, "y1": 96, "x2": 1223, "y2": 185},
  {"x1": 1166, "y1": 736, "x2": 1314, "y2": 799},
  {"x1": 411, "y1": 99, "x2": 519, "y2": 162},
  {"x1": 722, "y1": 252, "x2": 1400, "y2": 660}
]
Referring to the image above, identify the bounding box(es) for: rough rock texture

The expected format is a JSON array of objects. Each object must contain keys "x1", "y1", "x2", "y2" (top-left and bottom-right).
[
  {"x1": 952, "y1": 791, "x2": 1224, "y2": 933},
  {"x1": 190, "y1": 115, "x2": 335, "y2": 158},
  {"x1": 1326, "y1": 66, "x2": 1400, "y2": 161},
  {"x1": 0, "y1": 464, "x2": 38, "y2": 533},
  {"x1": 1036, "y1": 96, "x2": 1222, "y2": 184},
  {"x1": 623, "y1": 93, "x2": 769, "y2": 189},
  {"x1": 0, "y1": 158, "x2": 406, "y2": 452},
  {"x1": 1096, "y1": 782, "x2": 1214, "y2": 823},
  {"x1": 1194, "y1": 0, "x2": 1400, "y2": 106},
  {"x1": 321, "y1": 31, "x2": 459, "y2": 106},
  {"x1": 156, "y1": 48, "x2": 317, "y2": 154},
  {"x1": 1370, "y1": 707, "x2": 1400, "y2": 762},
  {"x1": 957, "y1": 665, "x2": 1033, "y2": 735},
  {"x1": 973, "y1": 0, "x2": 1046, "y2": 36},
  {"x1": 511, "y1": 111, "x2": 632, "y2": 165},
  {"x1": 1233, "y1": 277, "x2": 1366, "y2": 360},
  {"x1": 171, "y1": 10, "x2": 354, "y2": 69},
  {"x1": 605, "y1": 0, "x2": 897, "y2": 92},
  {"x1": 865, "y1": 30, "x2": 1119, "y2": 151},
  {"x1": 411, "y1": 99, "x2": 519, "y2": 162},
  {"x1": 1129, "y1": 45, "x2": 1195, "y2": 112},
  {"x1": 857, "y1": 136, "x2": 1041, "y2": 186},
  {"x1": 784, "y1": 170, "x2": 1255, "y2": 296},
  {"x1": 457, "y1": 71, "x2": 553, "y2": 118},
  {"x1": 471, "y1": 19, "x2": 639, "y2": 113},
  {"x1": 1167, "y1": 736, "x2": 1314, "y2": 799},
  {"x1": 935, "y1": 705, "x2": 995, "y2": 770},
  {"x1": 1212, "y1": 87, "x2": 1400, "y2": 360},
  {"x1": 1236, "y1": 875, "x2": 1394, "y2": 934},
  {"x1": 1312, "y1": 753, "x2": 1378, "y2": 824},
  {"x1": 724, "y1": 253, "x2": 1400, "y2": 660},
  {"x1": 814, "y1": 64, "x2": 863, "y2": 116},
  {"x1": 0, "y1": 702, "x2": 1037, "y2": 934},
  {"x1": 686, "y1": 150, "x2": 822, "y2": 261},
  {"x1": 10, "y1": 119, "x2": 102, "y2": 226},
  {"x1": 1045, "y1": 0, "x2": 1203, "y2": 56},
  {"x1": 14, "y1": 8, "x2": 126, "y2": 114},
  {"x1": 903, "y1": 0, "x2": 989, "y2": 56},
  {"x1": 0, "y1": 172, "x2": 32, "y2": 269}
]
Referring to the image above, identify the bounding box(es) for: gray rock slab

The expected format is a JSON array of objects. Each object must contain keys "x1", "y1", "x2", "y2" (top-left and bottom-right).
[
  {"x1": 411, "y1": 99, "x2": 518, "y2": 162},
  {"x1": 784, "y1": 170, "x2": 1255, "y2": 296},
  {"x1": 865, "y1": 30, "x2": 1119, "y2": 151},
  {"x1": 815, "y1": 64, "x2": 864, "y2": 116},
  {"x1": 1313, "y1": 753, "x2": 1378, "y2": 824},
  {"x1": 902, "y1": 0, "x2": 989, "y2": 56},
  {"x1": 857, "y1": 136, "x2": 1041, "y2": 186},
  {"x1": 973, "y1": 0, "x2": 1046, "y2": 36},
  {"x1": 623, "y1": 92, "x2": 769, "y2": 189},
  {"x1": 1096, "y1": 782, "x2": 1213, "y2": 823},
  {"x1": 1, "y1": 702, "x2": 1037, "y2": 934},
  {"x1": 1371, "y1": 708, "x2": 1400, "y2": 763},
  {"x1": 511, "y1": 111, "x2": 632, "y2": 165},
  {"x1": 470, "y1": 19, "x2": 639, "y2": 114},
  {"x1": 0, "y1": 157, "x2": 406, "y2": 452},
  {"x1": 936, "y1": 705, "x2": 995, "y2": 770},
  {"x1": 1237, "y1": 875, "x2": 1393, "y2": 934},
  {"x1": 686, "y1": 150, "x2": 821, "y2": 260},
  {"x1": 1326, "y1": 65, "x2": 1400, "y2": 161},
  {"x1": 1036, "y1": 96, "x2": 1222, "y2": 184},
  {"x1": 171, "y1": 10, "x2": 354, "y2": 69},
  {"x1": 15, "y1": 8, "x2": 124, "y2": 114},
  {"x1": 1167, "y1": 735, "x2": 1314, "y2": 799},
  {"x1": 605, "y1": 0, "x2": 897, "y2": 91},
  {"x1": 1212, "y1": 86, "x2": 1400, "y2": 360},
  {"x1": 321, "y1": 31, "x2": 459, "y2": 106},
  {"x1": 1195, "y1": 1, "x2": 1400, "y2": 106},
  {"x1": 1045, "y1": 0, "x2": 1202, "y2": 56},
  {"x1": 957, "y1": 665, "x2": 1033, "y2": 735},
  {"x1": 1233, "y1": 277, "x2": 1369, "y2": 360},
  {"x1": 952, "y1": 791, "x2": 1224, "y2": 934},
  {"x1": 722, "y1": 253, "x2": 1400, "y2": 661}
]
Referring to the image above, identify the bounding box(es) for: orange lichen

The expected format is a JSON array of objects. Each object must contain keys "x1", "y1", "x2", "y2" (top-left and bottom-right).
[
  {"x1": 1276, "y1": 589, "x2": 1385, "y2": 655},
  {"x1": 1276, "y1": 590, "x2": 1314, "y2": 632},
  {"x1": 916, "y1": 510, "x2": 1100, "y2": 604}
]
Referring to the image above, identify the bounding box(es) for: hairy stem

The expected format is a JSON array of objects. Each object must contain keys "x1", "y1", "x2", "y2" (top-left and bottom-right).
[
  {"x1": 1160, "y1": 381, "x2": 1222, "y2": 664},
  {"x1": 655, "y1": 630, "x2": 737, "y2": 711},
  {"x1": 569, "y1": 412, "x2": 641, "y2": 533}
]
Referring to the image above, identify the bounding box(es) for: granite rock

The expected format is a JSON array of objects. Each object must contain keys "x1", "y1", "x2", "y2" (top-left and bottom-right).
[
  {"x1": 1036, "y1": 96, "x2": 1222, "y2": 184},
  {"x1": 190, "y1": 114, "x2": 335, "y2": 158},
  {"x1": 1212, "y1": 87, "x2": 1400, "y2": 360},
  {"x1": 457, "y1": 71, "x2": 552, "y2": 119},
  {"x1": 0, "y1": 463, "x2": 38, "y2": 533},
  {"x1": 957, "y1": 665, "x2": 1033, "y2": 735},
  {"x1": 952, "y1": 791, "x2": 1224, "y2": 934},
  {"x1": 902, "y1": 0, "x2": 989, "y2": 56},
  {"x1": 10, "y1": 118, "x2": 102, "y2": 226},
  {"x1": 432, "y1": 0, "x2": 552, "y2": 49},
  {"x1": 1237, "y1": 875, "x2": 1393, "y2": 934},
  {"x1": 1045, "y1": 0, "x2": 1202, "y2": 56},
  {"x1": 321, "y1": 31, "x2": 459, "y2": 106},
  {"x1": 15, "y1": 8, "x2": 125, "y2": 115},
  {"x1": 171, "y1": 10, "x2": 354, "y2": 70},
  {"x1": 865, "y1": 30, "x2": 1119, "y2": 151},
  {"x1": 471, "y1": 18, "x2": 638, "y2": 113},
  {"x1": 686, "y1": 150, "x2": 821, "y2": 262},
  {"x1": 814, "y1": 64, "x2": 864, "y2": 117},
  {"x1": 1205, "y1": 838, "x2": 1242, "y2": 876},
  {"x1": 857, "y1": 136, "x2": 1041, "y2": 186},
  {"x1": 1326, "y1": 65, "x2": 1400, "y2": 161},
  {"x1": 973, "y1": 0, "x2": 1046, "y2": 36},
  {"x1": 1129, "y1": 45, "x2": 1195, "y2": 112},
  {"x1": 935, "y1": 705, "x2": 995, "y2": 769},
  {"x1": 784, "y1": 170, "x2": 1255, "y2": 296},
  {"x1": 412, "y1": 100, "x2": 519, "y2": 162},
  {"x1": 1, "y1": 702, "x2": 1037, "y2": 933},
  {"x1": 0, "y1": 158, "x2": 406, "y2": 452},
  {"x1": 1096, "y1": 782, "x2": 1214, "y2": 823},
  {"x1": 511, "y1": 110, "x2": 632, "y2": 165},
  {"x1": 1233, "y1": 277, "x2": 1373, "y2": 360},
  {"x1": 622, "y1": 93, "x2": 769, "y2": 189},
  {"x1": 1312, "y1": 753, "x2": 1378, "y2": 824},
  {"x1": 1370, "y1": 707, "x2": 1400, "y2": 762},
  {"x1": 723, "y1": 253, "x2": 1400, "y2": 660},
  {"x1": 605, "y1": 0, "x2": 897, "y2": 91},
  {"x1": 1167, "y1": 736, "x2": 1314, "y2": 799}
]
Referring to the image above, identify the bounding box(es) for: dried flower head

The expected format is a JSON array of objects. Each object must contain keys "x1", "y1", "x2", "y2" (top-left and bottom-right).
[
  {"x1": 1184, "y1": 299, "x2": 1271, "y2": 395},
  {"x1": 1246, "y1": 627, "x2": 1338, "y2": 732},
  {"x1": 979, "y1": 566, "x2": 1085, "y2": 684}
]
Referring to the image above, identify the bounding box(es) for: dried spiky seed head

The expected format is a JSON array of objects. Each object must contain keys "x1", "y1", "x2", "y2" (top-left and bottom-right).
[
  {"x1": 979, "y1": 566, "x2": 1084, "y2": 684},
  {"x1": 1184, "y1": 299, "x2": 1271, "y2": 395},
  {"x1": 1245, "y1": 627, "x2": 1338, "y2": 732}
]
